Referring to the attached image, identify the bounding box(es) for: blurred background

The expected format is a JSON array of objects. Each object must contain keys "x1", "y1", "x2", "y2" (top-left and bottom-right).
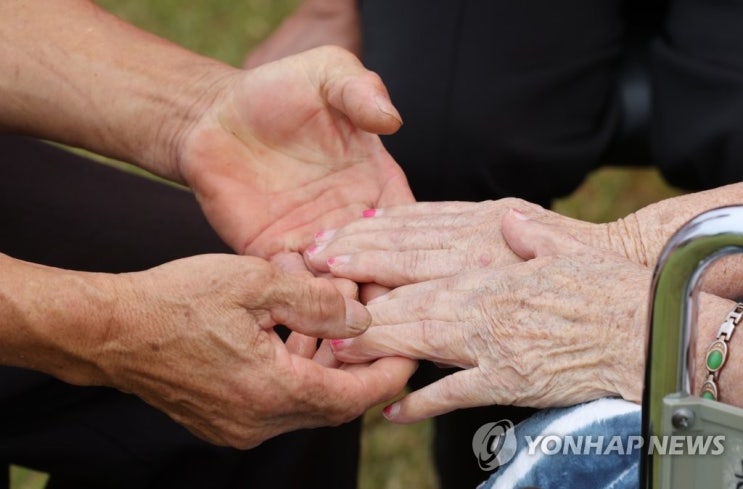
[{"x1": 10, "y1": 1, "x2": 684, "y2": 488}]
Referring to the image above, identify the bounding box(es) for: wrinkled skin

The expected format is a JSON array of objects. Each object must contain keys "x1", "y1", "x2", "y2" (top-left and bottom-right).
[
  {"x1": 329, "y1": 210, "x2": 649, "y2": 423},
  {"x1": 90, "y1": 254, "x2": 416, "y2": 447}
]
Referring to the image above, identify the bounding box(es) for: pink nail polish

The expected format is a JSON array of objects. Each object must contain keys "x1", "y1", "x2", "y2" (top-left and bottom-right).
[
  {"x1": 330, "y1": 339, "x2": 346, "y2": 350},
  {"x1": 382, "y1": 403, "x2": 400, "y2": 419},
  {"x1": 362, "y1": 209, "x2": 377, "y2": 218},
  {"x1": 306, "y1": 245, "x2": 318, "y2": 255},
  {"x1": 314, "y1": 230, "x2": 325, "y2": 240},
  {"x1": 327, "y1": 255, "x2": 350, "y2": 267}
]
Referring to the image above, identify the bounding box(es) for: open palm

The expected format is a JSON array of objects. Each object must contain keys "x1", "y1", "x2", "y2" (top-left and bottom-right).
[{"x1": 177, "y1": 46, "x2": 413, "y2": 257}]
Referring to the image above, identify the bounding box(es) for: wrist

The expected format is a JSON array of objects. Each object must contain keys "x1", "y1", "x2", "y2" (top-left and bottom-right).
[
  {"x1": 152, "y1": 65, "x2": 241, "y2": 183},
  {"x1": 93, "y1": 36, "x2": 243, "y2": 182},
  {"x1": 603, "y1": 213, "x2": 653, "y2": 266},
  {"x1": 0, "y1": 254, "x2": 120, "y2": 387},
  {"x1": 696, "y1": 295, "x2": 742, "y2": 405}
]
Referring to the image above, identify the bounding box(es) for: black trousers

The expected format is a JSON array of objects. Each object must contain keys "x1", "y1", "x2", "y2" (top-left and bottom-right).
[
  {"x1": 361, "y1": 1, "x2": 743, "y2": 488},
  {"x1": 0, "y1": 135, "x2": 360, "y2": 489}
]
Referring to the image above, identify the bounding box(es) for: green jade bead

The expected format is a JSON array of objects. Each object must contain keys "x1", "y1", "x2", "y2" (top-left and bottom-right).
[
  {"x1": 706, "y1": 349, "x2": 724, "y2": 370},
  {"x1": 701, "y1": 391, "x2": 716, "y2": 400}
]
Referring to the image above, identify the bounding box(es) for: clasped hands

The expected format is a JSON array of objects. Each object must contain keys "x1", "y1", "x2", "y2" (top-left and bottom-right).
[
  {"x1": 94, "y1": 44, "x2": 715, "y2": 448},
  {"x1": 155, "y1": 43, "x2": 649, "y2": 446}
]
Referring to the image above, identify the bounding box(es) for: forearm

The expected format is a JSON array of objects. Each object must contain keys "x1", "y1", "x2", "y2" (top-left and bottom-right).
[
  {"x1": 607, "y1": 182, "x2": 743, "y2": 264},
  {"x1": 0, "y1": 253, "x2": 115, "y2": 386},
  {"x1": 0, "y1": 0, "x2": 239, "y2": 181},
  {"x1": 295, "y1": 0, "x2": 358, "y2": 16},
  {"x1": 241, "y1": 0, "x2": 361, "y2": 67}
]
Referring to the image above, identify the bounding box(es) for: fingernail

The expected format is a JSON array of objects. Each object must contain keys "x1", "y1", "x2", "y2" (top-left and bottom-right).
[
  {"x1": 315, "y1": 229, "x2": 336, "y2": 243},
  {"x1": 375, "y1": 95, "x2": 403, "y2": 125},
  {"x1": 510, "y1": 208, "x2": 530, "y2": 221},
  {"x1": 362, "y1": 208, "x2": 378, "y2": 218},
  {"x1": 330, "y1": 339, "x2": 347, "y2": 351},
  {"x1": 382, "y1": 402, "x2": 400, "y2": 420},
  {"x1": 327, "y1": 255, "x2": 350, "y2": 267},
  {"x1": 344, "y1": 297, "x2": 371, "y2": 334},
  {"x1": 306, "y1": 244, "x2": 326, "y2": 257}
]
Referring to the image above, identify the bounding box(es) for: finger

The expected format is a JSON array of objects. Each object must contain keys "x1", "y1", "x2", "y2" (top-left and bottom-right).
[
  {"x1": 306, "y1": 47, "x2": 402, "y2": 134},
  {"x1": 501, "y1": 208, "x2": 586, "y2": 260},
  {"x1": 308, "y1": 224, "x2": 471, "y2": 272},
  {"x1": 326, "y1": 249, "x2": 473, "y2": 287},
  {"x1": 313, "y1": 339, "x2": 341, "y2": 368},
  {"x1": 270, "y1": 251, "x2": 313, "y2": 276},
  {"x1": 328, "y1": 276, "x2": 358, "y2": 299},
  {"x1": 330, "y1": 321, "x2": 475, "y2": 368},
  {"x1": 359, "y1": 283, "x2": 389, "y2": 304},
  {"x1": 335, "y1": 357, "x2": 418, "y2": 407},
  {"x1": 381, "y1": 368, "x2": 486, "y2": 424},
  {"x1": 267, "y1": 272, "x2": 371, "y2": 337},
  {"x1": 307, "y1": 211, "x2": 510, "y2": 273},
  {"x1": 314, "y1": 210, "x2": 484, "y2": 247},
  {"x1": 366, "y1": 282, "x2": 467, "y2": 324},
  {"x1": 291, "y1": 355, "x2": 417, "y2": 424},
  {"x1": 285, "y1": 332, "x2": 319, "y2": 358}
]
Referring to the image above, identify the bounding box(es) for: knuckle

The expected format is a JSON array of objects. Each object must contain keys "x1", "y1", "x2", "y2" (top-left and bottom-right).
[
  {"x1": 499, "y1": 197, "x2": 528, "y2": 208},
  {"x1": 400, "y1": 251, "x2": 424, "y2": 279},
  {"x1": 418, "y1": 319, "x2": 437, "y2": 348},
  {"x1": 412, "y1": 291, "x2": 437, "y2": 318},
  {"x1": 359, "y1": 69, "x2": 385, "y2": 90}
]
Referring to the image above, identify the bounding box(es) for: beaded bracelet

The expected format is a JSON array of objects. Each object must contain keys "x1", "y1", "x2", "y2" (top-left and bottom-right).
[{"x1": 700, "y1": 302, "x2": 743, "y2": 401}]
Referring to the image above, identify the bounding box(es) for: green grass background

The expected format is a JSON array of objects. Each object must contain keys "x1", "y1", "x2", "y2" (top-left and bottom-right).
[{"x1": 9, "y1": 1, "x2": 684, "y2": 488}]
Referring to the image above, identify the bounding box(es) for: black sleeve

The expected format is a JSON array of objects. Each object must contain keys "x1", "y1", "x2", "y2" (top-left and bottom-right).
[{"x1": 651, "y1": 0, "x2": 743, "y2": 190}]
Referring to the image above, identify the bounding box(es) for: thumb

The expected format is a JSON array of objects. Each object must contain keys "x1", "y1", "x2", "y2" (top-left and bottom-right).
[
  {"x1": 267, "y1": 271, "x2": 371, "y2": 338},
  {"x1": 501, "y1": 208, "x2": 585, "y2": 259},
  {"x1": 310, "y1": 47, "x2": 403, "y2": 135}
]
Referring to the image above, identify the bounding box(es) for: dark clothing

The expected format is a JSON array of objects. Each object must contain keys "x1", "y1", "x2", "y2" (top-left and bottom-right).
[
  {"x1": 361, "y1": 0, "x2": 743, "y2": 204},
  {"x1": 651, "y1": 0, "x2": 743, "y2": 190},
  {"x1": 0, "y1": 135, "x2": 360, "y2": 489},
  {"x1": 361, "y1": 0, "x2": 623, "y2": 206},
  {"x1": 360, "y1": 1, "x2": 743, "y2": 488}
]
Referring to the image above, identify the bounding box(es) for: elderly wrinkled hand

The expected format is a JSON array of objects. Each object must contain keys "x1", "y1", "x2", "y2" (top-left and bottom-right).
[
  {"x1": 307, "y1": 187, "x2": 743, "y2": 299},
  {"x1": 305, "y1": 199, "x2": 604, "y2": 285},
  {"x1": 329, "y1": 210, "x2": 649, "y2": 423}
]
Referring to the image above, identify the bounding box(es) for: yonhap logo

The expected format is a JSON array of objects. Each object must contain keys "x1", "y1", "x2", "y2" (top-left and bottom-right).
[{"x1": 472, "y1": 419, "x2": 517, "y2": 471}]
